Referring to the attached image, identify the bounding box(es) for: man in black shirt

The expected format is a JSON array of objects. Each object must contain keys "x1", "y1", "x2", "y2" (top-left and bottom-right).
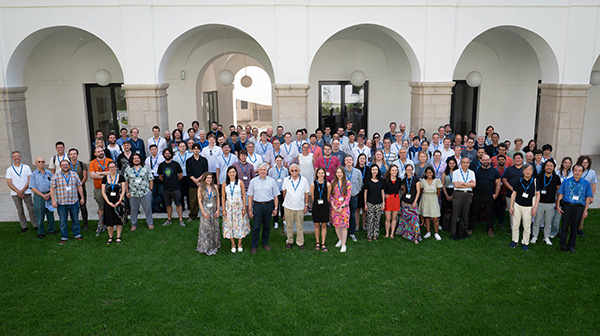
[
  {"x1": 186, "y1": 143, "x2": 209, "y2": 221},
  {"x1": 159, "y1": 148, "x2": 183, "y2": 226},
  {"x1": 502, "y1": 152, "x2": 525, "y2": 233},
  {"x1": 116, "y1": 140, "x2": 133, "y2": 173},
  {"x1": 469, "y1": 148, "x2": 485, "y2": 171},
  {"x1": 531, "y1": 160, "x2": 561, "y2": 245},
  {"x1": 484, "y1": 132, "x2": 500, "y2": 158},
  {"x1": 469, "y1": 155, "x2": 501, "y2": 236}
]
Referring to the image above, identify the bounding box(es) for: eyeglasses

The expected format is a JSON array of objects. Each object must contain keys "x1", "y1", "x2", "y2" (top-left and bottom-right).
[
  {"x1": 290, "y1": 169, "x2": 299, "y2": 172},
  {"x1": 37, "y1": 160, "x2": 45, "y2": 163}
]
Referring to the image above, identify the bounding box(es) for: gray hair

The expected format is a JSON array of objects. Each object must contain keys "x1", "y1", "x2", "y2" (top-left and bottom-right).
[
  {"x1": 289, "y1": 163, "x2": 299, "y2": 170},
  {"x1": 257, "y1": 162, "x2": 269, "y2": 170}
]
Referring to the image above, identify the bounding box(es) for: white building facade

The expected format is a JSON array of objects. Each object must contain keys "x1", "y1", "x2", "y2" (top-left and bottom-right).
[{"x1": 2, "y1": 0, "x2": 600, "y2": 182}]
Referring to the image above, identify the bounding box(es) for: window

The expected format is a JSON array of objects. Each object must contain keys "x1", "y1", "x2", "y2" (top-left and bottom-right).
[
  {"x1": 450, "y1": 80, "x2": 478, "y2": 136},
  {"x1": 319, "y1": 81, "x2": 368, "y2": 134},
  {"x1": 240, "y1": 100, "x2": 248, "y2": 109},
  {"x1": 85, "y1": 83, "x2": 127, "y2": 145}
]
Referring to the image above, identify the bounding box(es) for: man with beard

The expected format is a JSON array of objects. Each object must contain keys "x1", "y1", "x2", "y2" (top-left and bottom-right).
[
  {"x1": 116, "y1": 140, "x2": 133, "y2": 173},
  {"x1": 89, "y1": 146, "x2": 112, "y2": 231},
  {"x1": 493, "y1": 154, "x2": 508, "y2": 229},
  {"x1": 158, "y1": 148, "x2": 184, "y2": 226},
  {"x1": 468, "y1": 155, "x2": 501, "y2": 237}
]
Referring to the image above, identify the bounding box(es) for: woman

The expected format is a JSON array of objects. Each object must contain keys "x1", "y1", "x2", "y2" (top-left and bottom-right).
[
  {"x1": 246, "y1": 142, "x2": 263, "y2": 172},
  {"x1": 383, "y1": 164, "x2": 401, "y2": 238},
  {"x1": 524, "y1": 139, "x2": 537, "y2": 153},
  {"x1": 414, "y1": 151, "x2": 434, "y2": 179},
  {"x1": 509, "y1": 164, "x2": 539, "y2": 251},
  {"x1": 102, "y1": 162, "x2": 127, "y2": 244},
  {"x1": 397, "y1": 164, "x2": 421, "y2": 244},
  {"x1": 402, "y1": 139, "x2": 410, "y2": 150},
  {"x1": 355, "y1": 153, "x2": 369, "y2": 231},
  {"x1": 124, "y1": 153, "x2": 154, "y2": 231},
  {"x1": 372, "y1": 149, "x2": 388, "y2": 176},
  {"x1": 576, "y1": 155, "x2": 597, "y2": 235},
  {"x1": 196, "y1": 172, "x2": 221, "y2": 255},
  {"x1": 440, "y1": 157, "x2": 458, "y2": 231},
  {"x1": 298, "y1": 142, "x2": 315, "y2": 183},
  {"x1": 420, "y1": 140, "x2": 433, "y2": 162},
  {"x1": 431, "y1": 150, "x2": 446, "y2": 181},
  {"x1": 311, "y1": 167, "x2": 330, "y2": 251},
  {"x1": 364, "y1": 164, "x2": 385, "y2": 241},
  {"x1": 169, "y1": 129, "x2": 184, "y2": 150},
  {"x1": 419, "y1": 166, "x2": 442, "y2": 241},
  {"x1": 221, "y1": 166, "x2": 250, "y2": 253},
  {"x1": 551, "y1": 157, "x2": 573, "y2": 238},
  {"x1": 330, "y1": 166, "x2": 351, "y2": 252},
  {"x1": 484, "y1": 126, "x2": 494, "y2": 146},
  {"x1": 173, "y1": 141, "x2": 191, "y2": 211},
  {"x1": 372, "y1": 133, "x2": 384, "y2": 151},
  {"x1": 365, "y1": 139, "x2": 375, "y2": 158},
  {"x1": 532, "y1": 160, "x2": 560, "y2": 245}
]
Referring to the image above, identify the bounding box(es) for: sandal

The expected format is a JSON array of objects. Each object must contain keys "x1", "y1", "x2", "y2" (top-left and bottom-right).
[
  {"x1": 116, "y1": 237, "x2": 122, "y2": 244},
  {"x1": 321, "y1": 244, "x2": 328, "y2": 252},
  {"x1": 315, "y1": 242, "x2": 321, "y2": 250},
  {"x1": 106, "y1": 238, "x2": 113, "y2": 245}
]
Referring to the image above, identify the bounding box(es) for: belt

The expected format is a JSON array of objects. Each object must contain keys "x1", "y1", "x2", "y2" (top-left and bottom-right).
[
  {"x1": 564, "y1": 202, "x2": 584, "y2": 208},
  {"x1": 456, "y1": 190, "x2": 472, "y2": 193},
  {"x1": 254, "y1": 200, "x2": 274, "y2": 205}
]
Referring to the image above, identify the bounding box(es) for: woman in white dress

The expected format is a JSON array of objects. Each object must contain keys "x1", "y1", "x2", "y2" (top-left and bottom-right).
[
  {"x1": 298, "y1": 142, "x2": 315, "y2": 183},
  {"x1": 221, "y1": 166, "x2": 250, "y2": 253}
]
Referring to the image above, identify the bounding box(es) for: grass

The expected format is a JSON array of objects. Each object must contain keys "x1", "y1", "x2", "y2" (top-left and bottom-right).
[{"x1": 1, "y1": 211, "x2": 599, "y2": 335}]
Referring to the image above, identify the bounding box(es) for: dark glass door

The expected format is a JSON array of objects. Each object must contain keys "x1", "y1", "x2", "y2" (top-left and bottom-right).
[
  {"x1": 319, "y1": 81, "x2": 368, "y2": 134},
  {"x1": 203, "y1": 91, "x2": 219, "y2": 130},
  {"x1": 450, "y1": 80, "x2": 478, "y2": 135},
  {"x1": 85, "y1": 83, "x2": 127, "y2": 142}
]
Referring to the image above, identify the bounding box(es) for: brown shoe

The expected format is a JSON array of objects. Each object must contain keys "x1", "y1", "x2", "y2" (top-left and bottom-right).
[
  {"x1": 298, "y1": 245, "x2": 306, "y2": 250},
  {"x1": 466, "y1": 229, "x2": 473, "y2": 235},
  {"x1": 251, "y1": 248, "x2": 258, "y2": 255},
  {"x1": 263, "y1": 245, "x2": 271, "y2": 251},
  {"x1": 285, "y1": 243, "x2": 293, "y2": 250},
  {"x1": 488, "y1": 228, "x2": 495, "y2": 237}
]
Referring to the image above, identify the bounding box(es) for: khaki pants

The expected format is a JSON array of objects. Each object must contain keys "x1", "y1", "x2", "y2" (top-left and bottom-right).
[
  {"x1": 12, "y1": 194, "x2": 36, "y2": 229},
  {"x1": 284, "y1": 208, "x2": 305, "y2": 246},
  {"x1": 511, "y1": 203, "x2": 532, "y2": 245}
]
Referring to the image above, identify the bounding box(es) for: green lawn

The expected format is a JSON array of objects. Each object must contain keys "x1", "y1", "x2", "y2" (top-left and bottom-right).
[{"x1": 1, "y1": 211, "x2": 599, "y2": 335}]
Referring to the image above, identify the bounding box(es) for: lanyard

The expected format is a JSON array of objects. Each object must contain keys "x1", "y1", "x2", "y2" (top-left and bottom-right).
[
  {"x1": 61, "y1": 171, "x2": 71, "y2": 187},
  {"x1": 96, "y1": 158, "x2": 107, "y2": 170},
  {"x1": 361, "y1": 165, "x2": 367, "y2": 178},
  {"x1": 153, "y1": 138, "x2": 161, "y2": 148},
  {"x1": 12, "y1": 165, "x2": 23, "y2": 177},
  {"x1": 150, "y1": 156, "x2": 158, "y2": 169},
  {"x1": 324, "y1": 156, "x2": 332, "y2": 171},
  {"x1": 433, "y1": 161, "x2": 441, "y2": 175},
  {"x1": 295, "y1": 140, "x2": 302, "y2": 150},
  {"x1": 206, "y1": 187, "x2": 213, "y2": 200},
  {"x1": 520, "y1": 177, "x2": 533, "y2": 193},
  {"x1": 229, "y1": 182, "x2": 236, "y2": 197},
  {"x1": 535, "y1": 163, "x2": 542, "y2": 174},
  {"x1": 273, "y1": 149, "x2": 280, "y2": 158},
  {"x1": 70, "y1": 160, "x2": 78, "y2": 173},
  {"x1": 309, "y1": 145, "x2": 317, "y2": 154},
  {"x1": 357, "y1": 147, "x2": 365, "y2": 155},
  {"x1": 284, "y1": 143, "x2": 291, "y2": 155},
  {"x1": 134, "y1": 166, "x2": 143, "y2": 178},
  {"x1": 109, "y1": 173, "x2": 119, "y2": 190},
  {"x1": 345, "y1": 167, "x2": 353, "y2": 181},
  {"x1": 348, "y1": 142, "x2": 356, "y2": 151},
  {"x1": 240, "y1": 162, "x2": 248, "y2": 174},
  {"x1": 418, "y1": 164, "x2": 426, "y2": 177},
  {"x1": 291, "y1": 176, "x2": 301, "y2": 191},
  {"x1": 275, "y1": 165, "x2": 283, "y2": 178},
  {"x1": 393, "y1": 143, "x2": 401, "y2": 153},
  {"x1": 248, "y1": 154, "x2": 257, "y2": 163},
  {"x1": 222, "y1": 154, "x2": 232, "y2": 166},
  {"x1": 239, "y1": 140, "x2": 247, "y2": 150},
  {"x1": 260, "y1": 142, "x2": 268, "y2": 154},
  {"x1": 130, "y1": 139, "x2": 139, "y2": 150},
  {"x1": 317, "y1": 181, "x2": 325, "y2": 199},
  {"x1": 178, "y1": 152, "x2": 187, "y2": 165},
  {"x1": 57, "y1": 154, "x2": 66, "y2": 164},
  {"x1": 338, "y1": 181, "x2": 343, "y2": 195},
  {"x1": 432, "y1": 143, "x2": 439, "y2": 151},
  {"x1": 398, "y1": 160, "x2": 406, "y2": 172},
  {"x1": 582, "y1": 170, "x2": 589, "y2": 180},
  {"x1": 384, "y1": 151, "x2": 392, "y2": 165},
  {"x1": 543, "y1": 174, "x2": 553, "y2": 189},
  {"x1": 406, "y1": 176, "x2": 413, "y2": 194},
  {"x1": 460, "y1": 169, "x2": 469, "y2": 183}
]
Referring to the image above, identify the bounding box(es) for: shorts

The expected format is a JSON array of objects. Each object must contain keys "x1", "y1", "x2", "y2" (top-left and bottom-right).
[
  {"x1": 94, "y1": 188, "x2": 105, "y2": 208},
  {"x1": 163, "y1": 189, "x2": 182, "y2": 206}
]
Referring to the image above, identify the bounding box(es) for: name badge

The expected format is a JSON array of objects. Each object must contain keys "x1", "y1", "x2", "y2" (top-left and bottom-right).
[
  {"x1": 65, "y1": 187, "x2": 71, "y2": 191},
  {"x1": 326, "y1": 172, "x2": 330, "y2": 176},
  {"x1": 110, "y1": 192, "x2": 117, "y2": 197},
  {"x1": 541, "y1": 190, "x2": 547, "y2": 195},
  {"x1": 573, "y1": 196, "x2": 580, "y2": 201},
  {"x1": 338, "y1": 197, "x2": 344, "y2": 201},
  {"x1": 135, "y1": 178, "x2": 142, "y2": 183},
  {"x1": 243, "y1": 176, "x2": 248, "y2": 180},
  {"x1": 136, "y1": 151, "x2": 140, "y2": 154},
  {"x1": 522, "y1": 193, "x2": 529, "y2": 198},
  {"x1": 317, "y1": 199, "x2": 324, "y2": 205},
  {"x1": 406, "y1": 194, "x2": 412, "y2": 199},
  {"x1": 206, "y1": 203, "x2": 213, "y2": 208},
  {"x1": 277, "y1": 179, "x2": 282, "y2": 183}
]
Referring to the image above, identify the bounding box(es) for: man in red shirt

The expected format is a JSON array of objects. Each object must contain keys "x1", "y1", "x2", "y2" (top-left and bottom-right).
[{"x1": 314, "y1": 144, "x2": 340, "y2": 183}]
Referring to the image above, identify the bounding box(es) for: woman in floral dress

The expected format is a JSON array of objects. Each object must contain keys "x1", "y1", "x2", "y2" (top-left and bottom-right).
[
  {"x1": 221, "y1": 166, "x2": 250, "y2": 253},
  {"x1": 196, "y1": 172, "x2": 221, "y2": 255},
  {"x1": 330, "y1": 166, "x2": 351, "y2": 252}
]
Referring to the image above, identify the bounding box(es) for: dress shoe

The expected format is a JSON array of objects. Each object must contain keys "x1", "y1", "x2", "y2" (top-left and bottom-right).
[
  {"x1": 20, "y1": 228, "x2": 28, "y2": 233},
  {"x1": 577, "y1": 230, "x2": 585, "y2": 236},
  {"x1": 567, "y1": 247, "x2": 575, "y2": 253},
  {"x1": 263, "y1": 245, "x2": 271, "y2": 251},
  {"x1": 37, "y1": 234, "x2": 45, "y2": 239},
  {"x1": 251, "y1": 248, "x2": 258, "y2": 255},
  {"x1": 285, "y1": 243, "x2": 293, "y2": 250},
  {"x1": 298, "y1": 245, "x2": 305, "y2": 250},
  {"x1": 487, "y1": 229, "x2": 495, "y2": 237}
]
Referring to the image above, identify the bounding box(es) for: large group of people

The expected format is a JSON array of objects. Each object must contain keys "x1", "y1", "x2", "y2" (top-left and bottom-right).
[{"x1": 6, "y1": 120, "x2": 596, "y2": 254}]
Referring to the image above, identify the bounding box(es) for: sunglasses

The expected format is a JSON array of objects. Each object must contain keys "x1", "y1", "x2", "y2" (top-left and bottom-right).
[{"x1": 37, "y1": 160, "x2": 45, "y2": 163}]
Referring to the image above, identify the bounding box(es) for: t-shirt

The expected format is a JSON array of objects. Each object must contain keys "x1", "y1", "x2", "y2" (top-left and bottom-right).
[
  {"x1": 101, "y1": 174, "x2": 126, "y2": 203},
  {"x1": 331, "y1": 150, "x2": 346, "y2": 164},
  {"x1": 484, "y1": 144, "x2": 499, "y2": 158},
  {"x1": 5, "y1": 164, "x2": 33, "y2": 195},
  {"x1": 89, "y1": 157, "x2": 113, "y2": 189},
  {"x1": 537, "y1": 173, "x2": 561, "y2": 204},
  {"x1": 473, "y1": 167, "x2": 501, "y2": 195},
  {"x1": 365, "y1": 178, "x2": 384, "y2": 204},
  {"x1": 116, "y1": 152, "x2": 132, "y2": 173},
  {"x1": 502, "y1": 165, "x2": 524, "y2": 197},
  {"x1": 314, "y1": 156, "x2": 341, "y2": 183},
  {"x1": 401, "y1": 175, "x2": 419, "y2": 203},
  {"x1": 158, "y1": 161, "x2": 182, "y2": 191},
  {"x1": 513, "y1": 177, "x2": 539, "y2": 207}
]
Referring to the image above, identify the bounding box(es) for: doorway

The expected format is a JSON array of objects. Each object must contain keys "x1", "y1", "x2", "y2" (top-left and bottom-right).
[
  {"x1": 85, "y1": 83, "x2": 127, "y2": 143},
  {"x1": 319, "y1": 81, "x2": 368, "y2": 134},
  {"x1": 450, "y1": 80, "x2": 478, "y2": 135}
]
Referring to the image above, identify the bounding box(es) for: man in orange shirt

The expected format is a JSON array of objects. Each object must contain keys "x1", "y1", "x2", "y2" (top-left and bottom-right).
[
  {"x1": 491, "y1": 143, "x2": 513, "y2": 168},
  {"x1": 89, "y1": 147, "x2": 112, "y2": 232}
]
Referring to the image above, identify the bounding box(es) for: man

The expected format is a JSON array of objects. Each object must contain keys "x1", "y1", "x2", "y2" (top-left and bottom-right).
[
  {"x1": 245, "y1": 124, "x2": 252, "y2": 138},
  {"x1": 453, "y1": 134, "x2": 463, "y2": 150},
  {"x1": 68, "y1": 148, "x2": 89, "y2": 230},
  {"x1": 196, "y1": 130, "x2": 209, "y2": 149},
  {"x1": 186, "y1": 143, "x2": 209, "y2": 221},
  {"x1": 294, "y1": 129, "x2": 307, "y2": 152},
  {"x1": 264, "y1": 138, "x2": 283, "y2": 168},
  {"x1": 51, "y1": 159, "x2": 85, "y2": 245},
  {"x1": 532, "y1": 160, "x2": 561, "y2": 245},
  {"x1": 216, "y1": 143, "x2": 238, "y2": 184},
  {"x1": 255, "y1": 131, "x2": 274, "y2": 158},
  {"x1": 315, "y1": 128, "x2": 325, "y2": 149},
  {"x1": 282, "y1": 164, "x2": 310, "y2": 250},
  {"x1": 116, "y1": 140, "x2": 133, "y2": 173},
  {"x1": 89, "y1": 147, "x2": 112, "y2": 231},
  {"x1": 106, "y1": 133, "x2": 123, "y2": 162},
  {"x1": 247, "y1": 162, "x2": 280, "y2": 254},
  {"x1": 183, "y1": 121, "x2": 199, "y2": 140},
  {"x1": 447, "y1": 145, "x2": 462, "y2": 165},
  {"x1": 145, "y1": 144, "x2": 166, "y2": 213},
  {"x1": 158, "y1": 148, "x2": 184, "y2": 226},
  {"x1": 557, "y1": 164, "x2": 593, "y2": 253},
  {"x1": 507, "y1": 138, "x2": 525, "y2": 159},
  {"x1": 501, "y1": 152, "x2": 525, "y2": 229},
  {"x1": 461, "y1": 138, "x2": 477, "y2": 163},
  {"x1": 351, "y1": 134, "x2": 370, "y2": 162},
  {"x1": 440, "y1": 137, "x2": 454, "y2": 163},
  {"x1": 91, "y1": 129, "x2": 107, "y2": 155},
  {"x1": 116, "y1": 127, "x2": 129, "y2": 146},
  {"x1": 266, "y1": 127, "x2": 274, "y2": 141},
  {"x1": 225, "y1": 125, "x2": 237, "y2": 145},
  {"x1": 227, "y1": 131, "x2": 239, "y2": 150},
  {"x1": 469, "y1": 155, "x2": 501, "y2": 237},
  {"x1": 541, "y1": 144, "x2": 555, "y2": 165},
  {"x1": 176, "y1": 121, "x2": 185, "y2": 133},
  {"x1": 391, "y1": 132, "x2": 404, "y2": 155},
  {"x1": 382, "y1": 138, "x2": 397, "y2": 166},
  {"x1": 438, "y1": 126, "x2": 446, "y2": 140},
  {"x1": 164, "y1": 130, "x2": 172, "y2": 144},
  {"x1": 232, "y1": 149, "x2": 255, "y2": 190},
  {"x1": 330, "y1": 139, "x2": 346, "y2": 164},
  {"x1": 398, "y1": 123, "x2": 409, "y2": 141},
  {"x1": 314, "y1": 143, "x2": 341, "y2": 183},
  {"x1": 383, "y1": 122, "x2": 397, "y2": 140},
  {"x1": 250, "y1": 127, "x2": 259, "y2": 144},
  {"x1": 207, "y1": 121, "x2": 223, "y2": 139},
  {"x1": 525, "y1": 151, "x2": 534, "y2": 164},
  {"x1": 323, "y1": 126, "x2": 332, "y2": 144},
  {"x1": 491, "y1": 143, "x2": 514, "y2": 168},
  {"x1": 272, "y1": 125, "x2": 285, "y2": 144},
  {"x1": 30, "y1": 156, "x2": 56, "y2": 238},
  {"x1": 281, "y1": 132, "x2": 299, "y2": 167},
  {"x1": 344, "y1": 155, "x2": 363, "y2": 242},
  {"x1": 532, "y1": 149, "x2": 544, "y2": 178},
  {"x1": 470, "y1": 148, "x2": 486, "y2": 171},
  {"x1": 128, "y1": 128, "x2": 146, "y2": 161},
  {"x1": 6, "y1": 151, "x2": 37, "y2": 233},
  {"x1": 246, "y1": 142, "x2": 264, "y2": 171},
  {"x1": 475, "y1": 135, "x2": 486, "y2": 150},
  {"x1": 429, "y1": 133, "x2": 442, "y2": 154},
  {"x1": 451, "y1": 157, "x2": 476, "y2": 239},
  {"x1": 217, "y1": 134, "x2": 227, "y2": 148},
  {"x1": 392, "y1": 148, "x2": 414, "y2": 179},
  {"x1": 234, "y1": 130, "x2": 250, "y2": 154},
  {"x1": 445, "y1": 124, "x2": 455, "y2": 140},
  {"x1": 49, "y1": 141, "x2": 67, "y2": 174},
  {"x1": 303, "y1": 133, "x2": 321, "y2": 160},
  {"x1": 344, "y1": 121, "x2": 353, "y2": 136},
  {"x1": 484, "y1": 132, "x2": 500, "y2": 158},
  {"x1": 147, "y1": 125, "x2": 167, "y2": 155},
  {"x1": 202, "y1": 134, "x2": 224, "y2": 176},
  {"x1": 494, "y1": 154, "x2": 508, "y2": 228}
]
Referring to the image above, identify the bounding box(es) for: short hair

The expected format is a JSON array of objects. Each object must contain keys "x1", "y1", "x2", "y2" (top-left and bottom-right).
[
  {"x1": 389, "y1": 122, "x2": 397, "y2": 127},
  {"x1": 120, "y1": 127, "x2": 128, "y2": 132},
  {"x1": 514, "y1": 138, "x2": 523, "y2": 144},
  {"x1": 177, "y1": 122, "x2": 184, "y2": 126},
  {"x1": 149, "y1": 144, "x2": 158, "y2": 150},
  {"x1": 238, "y1": 149, "x2": 248, "y2": 156},
  {"x1": 95, "y1": 129, "x2": 103, "y2": 135},
  {"x1": 512, "y1": 152, "x2": 524, "y2": 159},
  {"x1": 152, "y1": 126, "x2": 160, "y2": 131},
  {"x1": 68, "y1": 148, "x2": 79, "y2": 155},
  {"x1": 192, "y1": 120, "x2": 200, "y2": 126},
  {"x1": 522, "y1": 163, "x2": 535, "y2": 173},
  {"x1": 55, "y1": 141, "x2": 65, "y2": 147},
  {"x1": 230, "y1": 131, "x2": 238, "y2": 137},
  {"x1": 498, "y1": 143, "x2": 507, "y2": 150},
  {"x1": 542, "y1": 144, "x2": 553, "y2": 152},
  {"x1": 260, "y1": 131, "x2": 268, "y2": 137},
  {"x1": 162, "y1": 148, "x2": 173, "y2": 156},
  {"x1": 122, "y1": 140, "x2": 131, "y2": 145},
  {"x1": 222, "y1": 143, "x2": 231, "y2": 149},
  {"x1": 533, "y1": 149, "x2": 543, "y2": 155},
  {"x1": 496, "y1": 154, "x2": 506, "y2": 160},
  {"x1": 323, "y1": 143, "x2": 332, "y2": 149},
  {"x1": 257, "y1": 162, "x2": 269, "y2": 170},
  {"x1": 192, "y1": 144, "x2": 201, "y2": 150},
  {"x1": 207, "y1": 134, "x2": 216, "y2": 140},
  {"x1": 11, "y1": 150, "x2": 20, "y2": 155}
]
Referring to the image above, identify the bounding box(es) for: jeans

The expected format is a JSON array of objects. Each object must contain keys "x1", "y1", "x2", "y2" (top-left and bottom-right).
[
  {"x1": 130, "y1": 192, "x2": 153, "y2": 226},
  {"x1": 58, "y1": 202, "x2": 81, "y2": 240},
  {"x1": 550, "y1": 208, "x2": 562, "y2": 237},
  {"x1": 348, "y1": 195, "x2": 358, "y2": 235},
  {"x1": 532, "y1": 203, "x2": 555, "y2": 240},
  {"x1": 251, "y1": 201, "x2": 274, "y2": 248},
  {"x1": 33, "y1": 193, "x2": 55, "y2": 235}
]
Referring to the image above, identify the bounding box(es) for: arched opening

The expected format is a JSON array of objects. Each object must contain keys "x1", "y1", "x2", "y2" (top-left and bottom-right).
[
  {"x1": 159, "y1": 25, "x2": 275, "y2": 133},
  {"x1": 308, "y1": 24, "x2": 419, "y2": 137},
  {"x1": 452, "y1": 26, "x2": 559, "y2": 142},
  {"x1": 7, "y1": 26, "x2": 124, "y2": 160},
  {"x1": 583, "y1": 56, "x2": 600, "y2": 155}
]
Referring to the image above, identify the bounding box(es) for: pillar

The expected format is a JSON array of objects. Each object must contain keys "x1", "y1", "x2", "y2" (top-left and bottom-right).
[
  {"x1": 122, "y1": 84, "x2": 170, "y2": 141},
  {"x1": 537, "y1": 84, "x2": 590, "y2": 161},
  {"x1": 273, "y1": 84, "x2": 310, "y2": 131},
  {"x1": 1, "y1": 87, "x2": 32, "y2": 192},
  {"x1": 409, "y1": 81, "x2": 455, "y2": 135}
]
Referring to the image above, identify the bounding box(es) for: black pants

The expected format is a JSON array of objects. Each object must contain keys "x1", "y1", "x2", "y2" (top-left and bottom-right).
[
  {"x1": 469, "y1": 192, "x2": 494, "y2": 230},
  {"x1": 440, "y1": 188, "x2": 454, "y2": 231},
  {"x1": 451, "y1": 190, "x2": 471, "y2": 236},
  {"x1": 179, "y1": 176, "x2": 190, "y2": 210},
  {"x1": 273, "y1": 194, "x2": 285, "y2": 225},
  {"x1": 251, "y1": 201, "x2": 274, "y2": 248},
  {"x1": 559, "y1": 204, "x2": 584, "y2": 249},
  {"x1": 494, "y1": 194, "x2": 506, "y2": 225}
]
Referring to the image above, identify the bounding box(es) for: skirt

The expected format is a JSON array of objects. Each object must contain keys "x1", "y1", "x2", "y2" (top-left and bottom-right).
[
  {"x1": 397, "y1": 201, "x2": 421, "y2": 242},
  {"x1": 384, "y1": 194, "x2": 400, "y2": 212}
]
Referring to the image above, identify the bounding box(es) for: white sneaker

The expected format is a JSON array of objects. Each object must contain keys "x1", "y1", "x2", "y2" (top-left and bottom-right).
[
  {"x1": 335, "y1": 240, "x2": 343, "y2": 247},
  {"x1": 237, "y1": 246, "x2": 244, "y2": 252},
  {"x1": 544, "y1": 238, "x2": 553, "y2": 246},
  {"x1": 340, "y1": 245, "x2": 347, "y2": 252},
  {"x1": 231, "y1": 247, "x2": 236, "y2": 253},
  {"x1": 350, "y1": 234, "x2": 357, "y2": 242},
  {"x1": 530, "y1": 237, "x2": 537, "y2": 244},
  {"x1": 423, "y1": 232, "x2": 431, "y2": 239},
  {"x1": 434, "y1": 233, "x2": 441, "y2": 241},
  {"x1": 274, "y1": 222, "x2": 279, "y2": 229}
]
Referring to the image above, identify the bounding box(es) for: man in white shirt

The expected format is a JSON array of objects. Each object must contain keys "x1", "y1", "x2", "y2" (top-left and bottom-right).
[
  {"x1": 255, "y1": 131, "x2": 274, "y2": 158},
  {"x1": 201, "y1": 134, "x2": 223, "y2": 174},
  {"x1": 440, "y1": 137, "x2": 454, "y2": 163},
  {"x1": 147, "y1": 125, "x2": 167, "y2": 154},
  {"x1": 392, "y1": 148, "x2": 414, "y2": 179},
  {"x1": 451, "y1": 157, "x2": 476, "y2": 239},
  {"x1": 382, "y1": 138, "x2": 397, "y2": 166},
  {"x1": 49, "y1": 141, "x2": 67, "y2": 174},
  {"x1": 342, "y1": 131, "x2": 357, "y2": 154},
  {"x1": 391, "y1": 132, "x2": 404, "y2": 155},
  {"x1": 428, "y1": 133, "x2": 442, "y2": 155},
  {"x1": 294, "y1": 130, "x2": 307, "y2": 153},
  {"x1": 351, "y1": 134, "x2": 371, "y2": 162},
  {"x1": 6, "y1": 150, "x2": 37, "y2": 232},
  {"x1": 264, "y1": 138, "x2": 284, "y2": 168},
  {"x1": 282, "y1": 164, "x2": 310, "y2": 250},
  {"x1": 106, "y1": 133, "x2": 123, "y2": 162},
  {"x1": 215, "y1": 143, "x2": 238, "y2": 185}
]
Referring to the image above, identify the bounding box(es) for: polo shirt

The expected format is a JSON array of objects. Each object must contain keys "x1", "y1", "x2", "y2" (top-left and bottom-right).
[
  {"x1": 282, "y1": 175, "x2": 310, "y2": 210},
  {"x1": 308, "y1": 144, "x2": 323, "y2": 160},
  {"x1": 30, "y1": 169, "x2": 53, "y2": 193},
  {"x1": 473, "y1": 166, "x2": 501, "y2": 195},
  {"x1": 558, "y1": 177, "x2": 593, "y2": 206},
  {"x1": 89, "y1": 157, "x2": 113, "y2": 189},
  {"x1": 280, "y1": 143, "x2": 299, "y2": 165},
  {"x1": 247, "y1": 176, "x2": 280, "y2": 202},
  {"x1": 537, "y1": 173, "x2": 561, "y2": 204},
  {"x1": 314, "y1": 155, "x2": 341, "y2": 183},
  {"x1": 5, "y1": 164, "x2": 33, "y2": 195},
  {"x1": 216, "y1": 153, "x2": 238, "y2": 184},
  {"x1": 116, "y1": 137, "x2": 129, "y2": 146},
  {"x1": 173, "y1": 150, "x2": 191, "y2": 177},
  {"x1": 513, "y1": 177, "x2": 539, "y2": 207},
  {"x1": 234, "y1": 140, "x2": 250, "y2": 153},
  {"x1": 452, "y1": 168, "x2": 476, "y2": 192},
  {"x1": 147, "y1": 136, "x2": 167, "y2": 155}
]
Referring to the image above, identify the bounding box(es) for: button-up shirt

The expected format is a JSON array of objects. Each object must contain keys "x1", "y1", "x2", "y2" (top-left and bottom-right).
[
  {"x1": 124, "y1": 166, "x2": 154, "y2": 198},
  {"x1": 280, "y1": 143, "x2": 299, "y2": 166},
  {"x1": 51, "y1": 170, "x2": 81, "y2": 205},
  {"x1": 30, "y1": 169, "x2": 53, "y2": 193},
  {"x1": 255, "y1": 141, "x2": 274, "y2": 158},
  {"x1": 233, "y1": 161, "x2": 255, "y2": 189},
  {"x1": 344, "y1": 167, "x2": 363, "y2": 197},
  {"x1": 145, "y1": 155, "x2": 165, "y2": 177},
  {"x1": 247, "y1": 175, "x2": 280, "y2": 202},
  {"x1": 559, "y1": 177, "x2": 593, "y2": 206},
  {"x1": 173, "y1": 150, "x2": 192, "y2": 177}
]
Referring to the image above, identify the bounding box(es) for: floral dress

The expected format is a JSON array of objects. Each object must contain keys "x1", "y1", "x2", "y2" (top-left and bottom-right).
[
  {"x1": 329, "y1": 181, "x2": 351, "y2": 228},
  {"x1": 222, "y1": 181, "x2": 250, "y2": 239},
  {"x1": 196, "y1": 187, "x2": 221, "y2": 255}
]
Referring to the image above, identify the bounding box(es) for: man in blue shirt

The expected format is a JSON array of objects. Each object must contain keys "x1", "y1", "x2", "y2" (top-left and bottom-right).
[
  {"x1": 557, "y1": 164, "x2": 593, "y2": 252},
  {"x1": 30, "y1": 156, "x2": 56, "y2": 238}
]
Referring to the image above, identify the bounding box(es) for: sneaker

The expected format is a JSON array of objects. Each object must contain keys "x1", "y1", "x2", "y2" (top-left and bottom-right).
[
  {"x1": 59, "y1": 240, "x2": 66, "y2": 245},
  {"x1": 530, "y1": 237, "x2": 537, "y2": 244},
  {"x1": 340, "y1": 245, "x2": 347, "y2": 252},
  {"x1": 423, "y1": 232, "x2": 431, "y2": 239},
  {"x1": 180, "y1": 221, "x2": 186, "y2": 227},
  {"x1": 237, "y1": 246, "x2": 243, "y2": 252},
  {"x1": 274, "y1": 222, "x2": 279, "y2": 229},
  {"x1": 488, "y1": 229, "x2": 495, "y2": 237},
  {"x1": 163, "y1": 220, "x2": 172, "y2": 226},
  {"x1": 509, "y1": 241, "x2": 517, "y2": 248},
  {"x1": 544, "y1": 238, "x2": 553, "y2": 246},
  {"x1": 231, "y1": 247, "x2": 236, "y2": 253},
  {"x1": 350, "y1": 234, "x2": 357, "y2": 242},
  {"x1": 335, "y1": 240, "x2": 343, "y2": 248},
  {"x1": 522, "y1": 244, "x2": 529, "y2": 251},
  {"x1": 549, "y1": 234, "x2": 556, "y2": 239},
  {"x1": 434, "y1": 233, "x2": 441, "y2": 241}
]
